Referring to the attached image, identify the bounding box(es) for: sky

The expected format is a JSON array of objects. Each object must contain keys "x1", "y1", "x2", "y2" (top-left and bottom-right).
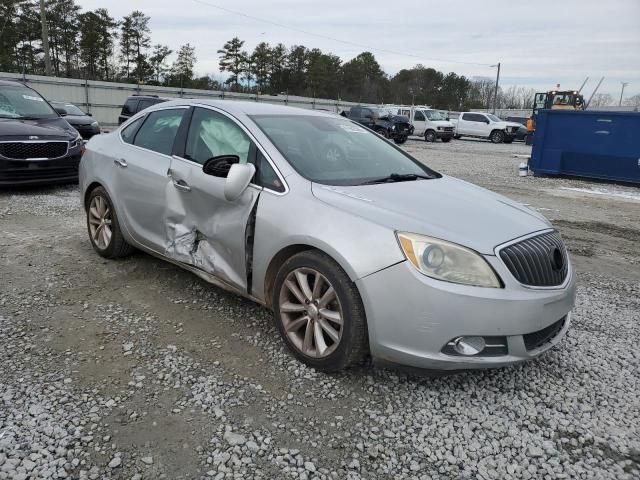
[{"x1": 76, "y1": 0, "x2": 640, "y2": 100}]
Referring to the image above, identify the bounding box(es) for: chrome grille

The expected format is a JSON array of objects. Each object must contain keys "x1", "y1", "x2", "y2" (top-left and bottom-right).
[
  {"x1": 0, "y1": 141, "x2": 68, "y2": 160},
  {"x1": 499, "y1": 231, "x2": 568, "y2": 287}
]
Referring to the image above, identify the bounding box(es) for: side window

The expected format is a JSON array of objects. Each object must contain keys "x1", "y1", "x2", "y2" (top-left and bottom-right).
[
  {"x1": 137, "y1": 99, "x2": 157, "y2": 113},
  {"x1": 362, "y1": 109, "x2": 372, "y2": 118},
  {"x1": 462, "y1": 113, "x2": 473, "y2": 121},
  {"x1": 401, "y1": 109, "x2": 410, "y2": 117},
  {"x1": 185, "y1": 107, "x2": 251, "y2": 165},
  {"x1": 120, "y1": 116, "x2": 144, "y2": 144},
  {"x1": 476, "y1": 114, "x2": 488, "y2": 123},
  {"x1": 133, "y1": 109, "x2": 185, "y2": 155},
  {"x1": 252, "y1": 150, "x2": 284, "y2": 193},
  {"x1": 350, "y1": 107, "x2": 361, "y2": 117},
  {"x1": 414, "y1": 111, "x2": 425, "y2": 121},
  {"x1": 122, "y1": 98, "x2": 137, "y2": 115}
]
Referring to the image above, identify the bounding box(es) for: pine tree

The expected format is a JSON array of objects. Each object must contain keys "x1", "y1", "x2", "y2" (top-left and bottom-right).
[{"x1": 217, "y1": 37, "x2": 244, "y2": 91}]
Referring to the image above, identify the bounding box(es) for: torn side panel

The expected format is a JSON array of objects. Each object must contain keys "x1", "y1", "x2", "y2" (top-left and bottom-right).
[{"x1": 163, "y1": 155, "x2": 262, "y2": 293}]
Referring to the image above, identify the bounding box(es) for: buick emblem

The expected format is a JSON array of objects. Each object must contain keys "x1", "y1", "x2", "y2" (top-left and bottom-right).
[
  {"x1": 29, "y1": 135, "x2": 39, "y2": 140},
  {"x1": 550, "y1": 247, "x2": 564, "y2": 271}
]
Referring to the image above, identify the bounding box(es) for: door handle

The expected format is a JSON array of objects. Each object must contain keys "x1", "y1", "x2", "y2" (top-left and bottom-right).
[
  {"x1": 172, "y1": 179, "x2": 191, "y2": 192},
  {"x1": 114, "y1": 158, "x2": 128, "y2": 168}
]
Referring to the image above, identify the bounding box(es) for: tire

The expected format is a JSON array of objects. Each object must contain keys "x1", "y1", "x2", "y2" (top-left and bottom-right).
[
  {"x1": 490, "y1": 130, "x2": 505, "y2": 143},
  {"x1": 272, "y1": 250, "x2": 369, "y2": 372},
  {"x1": 424, "y1": 130, "x2": 437, "y2": 142},
  {"x1": 441, "y1": 137, "x2": 452, "y2": 143},
  {"x1": 86, "y1": 186, "x2": 134, "y2": 259},
  {"x1": 376, "y1": 128, "x2": 389, "y2": 139}
]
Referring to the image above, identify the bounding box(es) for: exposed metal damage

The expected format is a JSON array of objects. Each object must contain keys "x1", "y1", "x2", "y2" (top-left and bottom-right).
[{"x1": 163, "y1": 181, "x2": 261, "y2": 292}]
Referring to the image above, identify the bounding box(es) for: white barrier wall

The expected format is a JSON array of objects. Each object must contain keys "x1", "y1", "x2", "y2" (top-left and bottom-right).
[{"x1": 0, "y1": 72, "x2": 364, "y2": 128}]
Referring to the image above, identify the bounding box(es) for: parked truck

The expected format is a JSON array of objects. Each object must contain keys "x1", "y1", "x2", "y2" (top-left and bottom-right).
[
  {"x1": 451, "y1": 112, "x2": 522, "y2": 144},
  {"x1": 341, "y1": 106, "x2": 411, "y2": 144},
  {"x1": 388, "y1": 105, "x2": 455, "y2": 142}
]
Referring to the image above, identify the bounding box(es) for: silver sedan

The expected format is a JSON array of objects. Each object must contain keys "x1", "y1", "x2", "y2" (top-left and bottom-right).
[{"x1": 79, "y1": 100, "x2": 576, "y2": 371}]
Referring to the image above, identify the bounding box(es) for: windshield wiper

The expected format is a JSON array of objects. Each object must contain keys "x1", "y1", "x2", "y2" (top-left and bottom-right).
[{"x1": 360, "y1": 173, "x2": 431, "y2": 185}]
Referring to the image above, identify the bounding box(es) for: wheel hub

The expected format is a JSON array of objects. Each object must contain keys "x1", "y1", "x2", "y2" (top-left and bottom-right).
[{"x1": 279, "y1": 267, "x2": 344, "y2": 358}]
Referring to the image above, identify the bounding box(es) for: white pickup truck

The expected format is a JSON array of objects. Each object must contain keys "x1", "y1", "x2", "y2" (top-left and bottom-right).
[{"x1": 451, "y1": 112, "x2": 522, "y2": 144}]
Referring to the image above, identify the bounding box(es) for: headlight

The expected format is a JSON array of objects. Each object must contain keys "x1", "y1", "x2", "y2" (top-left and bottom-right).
[
  {"x1": 396, "y1": 232, "x2": 502, "y2": 288},
  {"x1": 91, "y1": 121, "x2": 99, "y2": 127},
  {"x1": 391, "y1": 125, "x2": 396, "y2": 130},
  {"x1": 69, "y1": 133, "x2": 82, "y2": 148}
]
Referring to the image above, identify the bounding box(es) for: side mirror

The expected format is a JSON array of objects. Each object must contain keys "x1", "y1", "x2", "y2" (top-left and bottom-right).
[
  {"x1": 53, "y1": 105, "x2": 67, "y2": 116},
  {"x1": 87, "y1": 112, "x2": 93, "y2": 117},
  {"x1": 224, "y1": 163, "x2": 256, "y2": 202},
  {"x1": 485, "y1": 119, "x2": 490, "y2": 124},
  {"x1": 203, "y1": 155, "x2": 240, "y2": 178}
]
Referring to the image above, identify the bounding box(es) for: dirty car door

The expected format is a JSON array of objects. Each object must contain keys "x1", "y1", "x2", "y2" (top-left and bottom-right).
[
  {"x1": 115, "y1": 107, "x2": 187, "y2": 251},
  {"x1": 166, "y1": 106, "x2": 260, "y2": 291}
]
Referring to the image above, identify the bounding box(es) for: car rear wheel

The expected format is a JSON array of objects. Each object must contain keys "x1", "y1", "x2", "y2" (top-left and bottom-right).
[
  {"x1": 490, "y1": 130, "x2": 505, "y2": 143},
  {"x1": 425, "y1": 130, "x2": 437, "y2": 142},
  {"x1": 272, "y1": 251, "x2": 368, "y2": 371},
  {"x1": 86, "y1": 187, "x2": 134, "y2": 259}
]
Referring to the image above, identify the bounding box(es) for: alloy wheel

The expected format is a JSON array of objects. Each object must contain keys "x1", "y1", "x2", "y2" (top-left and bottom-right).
[
  {"x1": 278, "y1": 267, "x2": 344, "y2": 358},
  {"x1": 88, "y1": 195, "x2": 112, "y2": 250}
]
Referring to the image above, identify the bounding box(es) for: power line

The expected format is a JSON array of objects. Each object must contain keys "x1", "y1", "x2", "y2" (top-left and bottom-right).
[{"x1": 189, "y1": 0, "x2": 494, "y2": 68}]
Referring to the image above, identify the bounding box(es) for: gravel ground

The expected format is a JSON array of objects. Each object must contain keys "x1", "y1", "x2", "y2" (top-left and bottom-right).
[{"x1": 1, "y1": 138, "x2": 639, "y2": 479}]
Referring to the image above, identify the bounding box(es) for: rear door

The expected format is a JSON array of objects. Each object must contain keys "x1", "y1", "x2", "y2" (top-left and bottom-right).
[
  {"x1": 114, "y1": 107, "x2": 188, "y2": 251},
  {"x1": 165, "y1": 106, "x2": 263, "y2": 291}
]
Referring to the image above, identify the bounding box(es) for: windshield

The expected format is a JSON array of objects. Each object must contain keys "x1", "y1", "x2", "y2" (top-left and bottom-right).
[
  {"x1": 372, "y1": 108, "x2": 393, "y2": 119},
  {"x1": 424, "y1": 110, "x2": 447, "y2": 121},
  {"x1": 0, "y1": 85, "x2": 57, "y2": 119},
  {"x1": 251, "y1": 114, "x2": 439, "y2": 186},
  {"x1": 53, "y1": 102, "x2": 85, "y2": 116},
  {"x1": 486, "y1": 114, "x2": 501, "y2": 122}
]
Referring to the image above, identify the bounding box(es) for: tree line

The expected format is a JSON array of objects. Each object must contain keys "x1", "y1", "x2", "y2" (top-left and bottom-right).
[{"x1": 0, "y1": 1, "x2": 588, "y2": 110}]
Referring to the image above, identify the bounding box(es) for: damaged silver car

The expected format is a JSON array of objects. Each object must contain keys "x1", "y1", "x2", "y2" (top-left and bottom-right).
[{"x1": 80, "y1": 100, "x2": 575, "y2": 372}]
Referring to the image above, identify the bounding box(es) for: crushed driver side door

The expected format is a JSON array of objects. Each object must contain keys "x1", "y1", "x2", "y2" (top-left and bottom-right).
[{"x1": 164, "y1": 106, "x2": 261, "y2": 292}]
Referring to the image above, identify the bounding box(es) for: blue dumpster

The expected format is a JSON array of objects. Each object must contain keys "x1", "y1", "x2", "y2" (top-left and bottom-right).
[{"x1": 529, "y1": 109, "x2": 640, "y2": 184}]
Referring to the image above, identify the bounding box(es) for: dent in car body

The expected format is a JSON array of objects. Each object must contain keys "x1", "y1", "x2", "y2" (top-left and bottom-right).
[{"x1": 163, "y1": 174, "x2": 260, "y2": 292}]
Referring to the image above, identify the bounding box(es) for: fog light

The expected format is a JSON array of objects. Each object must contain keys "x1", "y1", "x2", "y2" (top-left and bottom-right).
[{"x1": 453, "y1": 336, "x2": 486, "y2": 356}]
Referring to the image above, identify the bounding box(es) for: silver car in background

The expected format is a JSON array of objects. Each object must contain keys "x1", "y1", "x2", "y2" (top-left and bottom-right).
[{"x1": 79, "y1": 100, "x2": 576, "y2": 371}]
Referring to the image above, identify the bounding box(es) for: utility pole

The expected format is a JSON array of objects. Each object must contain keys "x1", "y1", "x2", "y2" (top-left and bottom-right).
[
  {"x1": 491, "y1": 62, "x2": 501, "y2": 114},
  {"x1": 619, "y1": 82, "x2": 629, "y2": 106},
  {"x1": 39, "y1": 0, "x2": 52, "y2": 76}
]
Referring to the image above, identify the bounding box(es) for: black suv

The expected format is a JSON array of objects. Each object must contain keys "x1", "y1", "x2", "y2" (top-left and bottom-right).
[
  {"x1": 342, "y1": 106, "x2": 412, "y2": 144},
  {"x1": 0, "y1": 80, "x2": 83, "y2": 186},
  {"x1": 118, "y1": 94, "x2": 169, "y2": 125}
]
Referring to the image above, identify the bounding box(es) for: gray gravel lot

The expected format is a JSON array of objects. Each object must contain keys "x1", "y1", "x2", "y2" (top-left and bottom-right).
[{"x1": 1, "y1": 138, "x2": 639, "y2": 479}]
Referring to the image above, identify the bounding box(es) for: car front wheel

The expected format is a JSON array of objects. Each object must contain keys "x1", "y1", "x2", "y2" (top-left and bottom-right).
[
  {"x1": 86, "y1": 186, "x2": 134, "y2": 259},
  {"x1": 272, "y1": 251, "x2": 368, "y2": 371},
  {"x1": 425, "y1": 130, "x2": 437, "y2": 142},
  {"x1": 490, "y1": 130, "x2": 505, "y2": 143}
]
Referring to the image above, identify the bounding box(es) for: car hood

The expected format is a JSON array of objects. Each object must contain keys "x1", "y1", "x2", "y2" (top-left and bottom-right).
[
  {"x1": 311, "y1": 176, "x2": 551, "y2": 255},
  {"x1": 496, "y1": 121, "x2": 524, "y2": 129},
  {"x1": 0, "y1": 117, "x2": 77, "y2": 140}
]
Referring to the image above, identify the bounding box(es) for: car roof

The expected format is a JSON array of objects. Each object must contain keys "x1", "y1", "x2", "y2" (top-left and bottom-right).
[{"x1": 151, "y1": 99, "x2": 336, "y2": 118}]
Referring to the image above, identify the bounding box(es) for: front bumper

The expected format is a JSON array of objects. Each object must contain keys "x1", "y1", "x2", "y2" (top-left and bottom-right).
[
  {"x1": 437, "y1": 130, "x2": 454, "y2": 139},
  {"x1": 356, "y1": 258, "x2": 576, "y2": 370},
  {"x1": 0, "y1": 152, "x2": 82, "y2": 186}
]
